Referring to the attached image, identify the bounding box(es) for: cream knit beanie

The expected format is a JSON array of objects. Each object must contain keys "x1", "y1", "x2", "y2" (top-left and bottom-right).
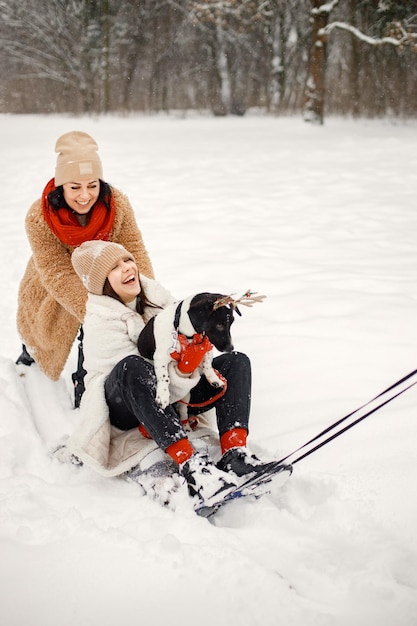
[
  {"x1": 54, "y1": 131, "x2": 103, "y2": 186},
  {"x1": 72, "y1": 240, "x2": 133, "y2": 295}
]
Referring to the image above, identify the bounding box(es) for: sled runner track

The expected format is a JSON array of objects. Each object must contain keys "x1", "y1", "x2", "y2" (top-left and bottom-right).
[
  {"x1": 1, "y1": 357, "x2": 40, "y2": 438},
  {"x1": 15, "y1": 362, "x2": 75, "y2": 445}
]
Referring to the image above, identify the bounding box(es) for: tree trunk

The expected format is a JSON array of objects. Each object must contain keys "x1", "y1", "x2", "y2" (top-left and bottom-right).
[
  {"x1": 211, "y1": 22, "x2": 232, "y2": 116},
  {"x1": 270, "y1": 15, "x2": 284, "y2": 112},
  {"x1": 348, "y1": 0, "x2": 361, "y2": 117},
  {"x1": 102, "y1": 0, "x2": 111, "y2": 113},
  {"x1": 304, "y1": 0, "x2": 329, "y2": 124}
]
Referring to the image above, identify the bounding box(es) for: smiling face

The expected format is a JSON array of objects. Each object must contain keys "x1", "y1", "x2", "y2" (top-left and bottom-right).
[
  {"x1": 107, "y1": 256, "x2": 141, "y2": 303},
  {"x1": 62, "y1": 179, "x2": 100, "y2": 214}
]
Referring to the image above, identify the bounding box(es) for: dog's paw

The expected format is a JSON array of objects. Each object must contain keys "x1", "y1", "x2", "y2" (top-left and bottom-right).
[
  {"x1": 155, "y1": 396, "x2": 169, "y2": 409},
  {"x1": 206, "y1": 372, "x2": 224, "y2": 388}
]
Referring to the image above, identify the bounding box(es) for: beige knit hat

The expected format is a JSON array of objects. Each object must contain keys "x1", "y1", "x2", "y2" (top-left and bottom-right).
[
  {"x1": 72, "y1": 240, "x2": 133, "y2": 295},
  {"x1": 54, "y1": 131, "x2": 103, "y2": 186}
]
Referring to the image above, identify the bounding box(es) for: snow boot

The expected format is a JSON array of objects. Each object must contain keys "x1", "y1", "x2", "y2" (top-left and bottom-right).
[
  {"x1": 217, "y1": 446, "x2": 287, "y2": 477},
  {"x1": 180, "y1": 451, "x2": 238, "y2": 507},
  {"x1": 72, "y1": 327, "x2": 86, "y2": 409},
  {"x1": 16, "y1": 344, "x2": 35, "y2": 366}
]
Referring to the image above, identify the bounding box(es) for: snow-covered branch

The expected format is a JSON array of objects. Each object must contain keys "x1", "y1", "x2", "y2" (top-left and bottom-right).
[
  {"x1": 311, "y1": 0, "x2": 340, "y2": 16},
  {"x1": 319, "y1": 20, "x2": 417, "y2": 48}
]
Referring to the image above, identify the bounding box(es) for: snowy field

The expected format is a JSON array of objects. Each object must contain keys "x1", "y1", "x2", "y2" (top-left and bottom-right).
[{"x1": 1, "y1": 113, "x2": 417, "y2": 625}]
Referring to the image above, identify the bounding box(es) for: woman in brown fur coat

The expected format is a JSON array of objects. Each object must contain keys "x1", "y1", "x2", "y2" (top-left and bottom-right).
[{"x1": 16, "y1": 130, "x2": 154, "y2": 387}]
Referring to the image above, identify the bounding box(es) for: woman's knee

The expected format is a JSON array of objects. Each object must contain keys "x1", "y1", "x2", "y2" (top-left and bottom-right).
[
  {"x1": 120, "y1": 354, "x2": 156, "y2": 384},
  {"x1": 105, "y1": 354, "x2": 156, "y2": 395},
  {"x1": 213, "y1": 351, "x2": 251, "y2": 375}
]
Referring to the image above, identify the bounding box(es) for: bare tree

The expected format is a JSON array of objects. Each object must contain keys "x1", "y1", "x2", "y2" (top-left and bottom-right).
[
  {"x1": 0, "y1": 0, "x2": 121, "y2": 113},
  {"x1": 0, "y1": 0, "x2": 416, "y2": 117},
  {"x1": 185, "y1": 1, "x2": 266, "y2": 115},
  {"x1": 259, "y1": 0, "x2": 310, "y2": 114},
  {"x1": 304, "y1": 0, "x2": 417, "y2": 123},
  {"x1": 303, "y1": 0, "x2": 340, "y2": 124}
]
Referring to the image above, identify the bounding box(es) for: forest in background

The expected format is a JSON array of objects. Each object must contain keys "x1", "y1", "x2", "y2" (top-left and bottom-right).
[{"x1": 1, "y1": 0, "x2": 416, "y2": 123}]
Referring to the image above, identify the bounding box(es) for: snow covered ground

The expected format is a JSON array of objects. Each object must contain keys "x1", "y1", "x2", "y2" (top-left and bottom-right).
[{"x1": 1, "y1": 113, "x2": 417, "y2": 625}]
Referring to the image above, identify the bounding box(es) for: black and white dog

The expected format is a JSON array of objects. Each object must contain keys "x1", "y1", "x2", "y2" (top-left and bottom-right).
[{"x1": 138, "y1": 292, "x2": 239, "y2": 411}]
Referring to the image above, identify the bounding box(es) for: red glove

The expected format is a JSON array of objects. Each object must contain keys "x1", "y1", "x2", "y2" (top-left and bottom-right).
[{"x1": 170, "y1": 333, "x2": 213, "y2": 374}]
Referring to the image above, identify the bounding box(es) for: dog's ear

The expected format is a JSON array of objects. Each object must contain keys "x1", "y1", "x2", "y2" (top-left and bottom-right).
[{"x1": 187, "y1": 293, "x2": 225, "y2": 333}]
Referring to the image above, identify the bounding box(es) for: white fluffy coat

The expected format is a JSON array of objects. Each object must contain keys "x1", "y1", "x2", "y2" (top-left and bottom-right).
[{"x1": 68, "y1": 275, "x2": 208, "y2": 476}]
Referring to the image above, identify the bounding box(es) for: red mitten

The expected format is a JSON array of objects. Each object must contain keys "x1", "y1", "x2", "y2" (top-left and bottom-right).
[{"x1": 171, "y1": 333, "x2": 213, "y2": 374}]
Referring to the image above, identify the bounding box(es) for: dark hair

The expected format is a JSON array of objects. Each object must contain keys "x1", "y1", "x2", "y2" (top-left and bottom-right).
[
  {"x1": 102, "y1": 278, "x2": 158, "y2": 315},
  {"x1": 48, "y1": 180, "x2": 112, "y2": 211}
]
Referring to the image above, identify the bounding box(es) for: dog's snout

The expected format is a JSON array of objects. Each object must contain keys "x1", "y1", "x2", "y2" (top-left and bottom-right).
[
  {"x1": 211, "y1": 336, "x2": 234, "y2": 353},
  {"x1": 205, "y1": 309, "x2": 235, "y2": 353}
]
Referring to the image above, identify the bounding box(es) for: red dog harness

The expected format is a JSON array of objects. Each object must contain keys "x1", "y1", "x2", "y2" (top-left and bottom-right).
[
  {"x1": 170, "y1": 332, "x2": 213, "y2": 374},
  {"x1": 169, "y1": 301, "x2": 228, "y2": 408}
]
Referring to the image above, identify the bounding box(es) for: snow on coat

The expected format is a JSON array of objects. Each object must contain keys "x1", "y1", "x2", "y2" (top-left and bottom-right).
[
  {"x1": 68, "y1": 275, "x2": 204, "y2": 477},
  {"x1": 17, "y1": 187, "x2": 154, "y2": 381}
]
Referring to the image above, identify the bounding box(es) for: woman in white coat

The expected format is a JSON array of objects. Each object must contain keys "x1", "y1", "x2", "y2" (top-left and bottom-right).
[{"x1": 70, "y1": 240, "x2": 279, "y2": 509}]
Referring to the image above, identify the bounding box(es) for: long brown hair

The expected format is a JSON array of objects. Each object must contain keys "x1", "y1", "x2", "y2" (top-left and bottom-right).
[{"x1": 102, "y1": 278, "x2": 158, "y2": 315}]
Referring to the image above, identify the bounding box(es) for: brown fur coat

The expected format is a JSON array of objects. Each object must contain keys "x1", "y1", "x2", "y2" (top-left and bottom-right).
[{"x1": 17, "y1": 187, "x2": 154, "y2": 381}]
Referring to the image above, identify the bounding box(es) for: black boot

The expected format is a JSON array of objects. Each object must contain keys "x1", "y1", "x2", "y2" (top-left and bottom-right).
[
  {"x1": 16, "y1": 344, "x2": 35, "y2": 366},
  {"x1": 217, "y1": 447, "x2": 289, "y2": 478}
]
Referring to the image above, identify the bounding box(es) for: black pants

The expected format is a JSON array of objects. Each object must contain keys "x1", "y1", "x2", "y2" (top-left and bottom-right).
[{"x1": 104, "y1": 352, "x2": 251, "y2": 452}]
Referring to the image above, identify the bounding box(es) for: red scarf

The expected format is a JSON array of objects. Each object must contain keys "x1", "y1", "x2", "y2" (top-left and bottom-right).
[{"x1": 41, "y1": 178, "x2": 115, "y2": 246}]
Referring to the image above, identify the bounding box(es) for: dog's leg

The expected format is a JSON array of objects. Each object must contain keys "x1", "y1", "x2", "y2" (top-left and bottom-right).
[
  {"x1": 201, "y1": 351, "x2": 224, "y2": 388},
  {"x1": 176, "y1": 396, "x2": 192, "y2": 430},
  {"x1": 151, "y1": 310, "x2": 179, "y2": 409},
  {"x1": 154, "y1": 354, "x2": 171, "y2": 409}
]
